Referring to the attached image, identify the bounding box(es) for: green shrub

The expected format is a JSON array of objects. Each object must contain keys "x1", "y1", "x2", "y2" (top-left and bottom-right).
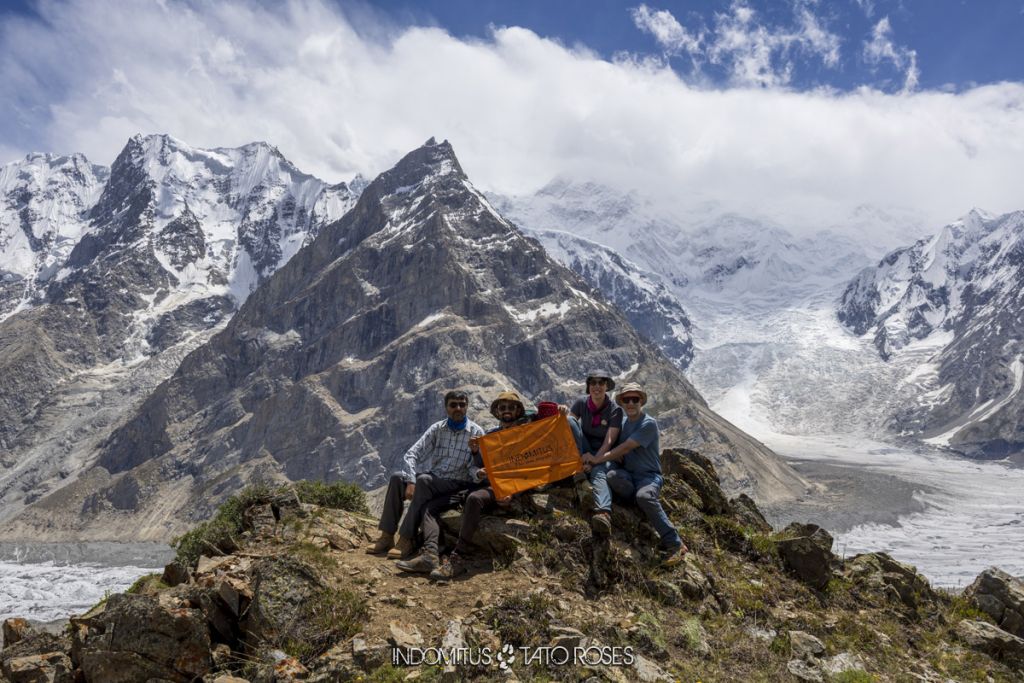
[
  {"x1": 125, "y1": 573, "x2": 168, "y2": 595},
  {"x1": 828, "y1": 671, "x2": 876, "y2": 683},
  {"x1": 291, "y1": 480, "x2": 368, "y2": 514}
]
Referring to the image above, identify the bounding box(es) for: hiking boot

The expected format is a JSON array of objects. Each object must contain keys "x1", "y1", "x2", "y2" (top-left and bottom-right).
[
  {"x1": 660, "y1": 543, "x2": 688, "y2": 568},
  {"x1": 396, "y1": 551, "x2": 439, "y2": 574},
  {"x1": 366, "y1": 531, "x2": 394, "y2": 555},
  {"x1": 590, "y1": 511, "x2": 612, "y2": 537},
  {"x1": 430, "y1": 553, "x2": 467, "y2": 581},
  {"x1": 387, "y1": 536, "x2": 416, "y2": 560}
]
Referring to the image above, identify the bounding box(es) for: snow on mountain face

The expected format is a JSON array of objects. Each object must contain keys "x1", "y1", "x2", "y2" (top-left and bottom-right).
[
  {"x1": 838, "y1": 209, "x2": 1024, "y2": 456},
  {"x1": 837, "y1": 209, "x2": 996, "y2": 359},
  {"x1": 0, "y1": 153, "x2": 108, "y2": 319},
  {"x1": 491, "y1": 179, "x2": 878, "y2": 365},
  {"x1": 75, "y1": 134, "x2": 360, "y2": 309},
  {"x1": 0, "y1": 134, "x2": 362, "y2": 519},
  {"x1": 529, "y1": 228, "x2": 694, "y2": 368}
]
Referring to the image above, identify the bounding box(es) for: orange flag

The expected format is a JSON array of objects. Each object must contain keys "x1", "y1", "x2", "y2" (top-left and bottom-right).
[{"x1": 478, "y1": 414, "x2": 583, "y2": 500}]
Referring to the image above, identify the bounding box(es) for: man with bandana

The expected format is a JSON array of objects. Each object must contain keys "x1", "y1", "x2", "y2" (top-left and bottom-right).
[{"x1": 367, "y1": 390, "x2": 484, "y2": 567}]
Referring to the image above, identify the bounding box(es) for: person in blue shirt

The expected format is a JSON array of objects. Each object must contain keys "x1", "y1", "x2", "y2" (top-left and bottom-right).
[{"x1": 599, "y1": 382, "x2": 687, "y2": 567}]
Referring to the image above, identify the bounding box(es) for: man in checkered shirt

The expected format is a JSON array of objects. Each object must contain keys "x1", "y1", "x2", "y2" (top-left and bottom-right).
[{"x1": 367, "y1": 390, "x2": 484, "y2": 572}]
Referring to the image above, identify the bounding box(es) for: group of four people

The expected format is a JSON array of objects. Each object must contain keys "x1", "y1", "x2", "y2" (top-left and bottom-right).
[{"x1": 367, "y1": 373, "x2": 687, "y2": 581}]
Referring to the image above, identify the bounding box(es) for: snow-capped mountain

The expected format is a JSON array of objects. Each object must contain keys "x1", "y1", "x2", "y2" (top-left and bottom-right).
[
  {"x1": 0, "y1": 153, "x2": 108, "y2": 319},
  {"x1": 492, "y1": 179, "x2": 879, "y2": 358},
  {"x1": 529, "y1": 228, "x2": 694, "y2": 368},
  {"x1": 0, "y1": 139, "x2": 808, "y2": 540},
  {"x1": 838, "y1": 209, "x2": 1024, "y2": 456},
  {"x1": 0, "y1": 134, "x2": 360, "y2": 519}
]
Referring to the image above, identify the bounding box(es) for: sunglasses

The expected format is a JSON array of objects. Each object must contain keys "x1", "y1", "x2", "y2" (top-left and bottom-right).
[
  {"x1": 619, "y1": 396, "x2": 642, "y2": 404},
  {"x1": 495, "y1": 402, "x2": 519, "y2": 411},
  {"x1": 447, "y1": 401, "x2": 468, "y2": 409},
  {"x1": 587, "y1": 378, "x2": 610, "y2": 386}
]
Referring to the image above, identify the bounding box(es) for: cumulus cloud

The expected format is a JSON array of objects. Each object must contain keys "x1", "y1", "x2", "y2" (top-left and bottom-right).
[
  {"x1": 863, "y1": 16, "x2": 920, "y2": 92},
  {"x1": 1, "y1": 0, "x2": 1022, "y2": 237}
]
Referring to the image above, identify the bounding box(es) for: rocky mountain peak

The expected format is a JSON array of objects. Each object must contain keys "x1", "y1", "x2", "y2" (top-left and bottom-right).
[{"x1": 362, "y1": 137, "x2": 466, "y2": 202}]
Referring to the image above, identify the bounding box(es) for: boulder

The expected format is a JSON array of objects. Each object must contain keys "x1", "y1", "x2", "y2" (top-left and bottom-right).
[
  {"x1": 786, "y1": 658, "x2": 823, "y2": 682},
  {"x1": 1, "y1": 651, "x2": 74, "y2": 683},
  {"x1": 965, "y1": 567, "x2": 1024, "y2": 638},
  {"x1": 820, "y1": 652, "x2": 868, "y2": 677},
  {"x1": 843, "y1": 552, "x2": 935, "y2": 609},
  {"x1": 955, "y1": 619, "x2": 1024, "y2": 666},
  {"x1": 1, "y1": 619, "x2": 33, "y2": 649},
  {"x1": 776, "y1": 523, "x2": 834, "y2": 590},
  {"x1": 161, "y1": 560, "x2": 191, "y2": 587},
  {"x1": 788, "y1": 631, "x2": 825, "y2": 660},
  {"x1": 728, "y1": 493, "x2": 772, "y2": 534},
  {"x1": 439, "y1": 511, "x2": 531, "y2": 557},
  {"x1": 76, "y1": 593, "x2": 212, "y2": 683},
  {"x1": 660, "y1": 449, "x2": 731, "y2": 515}
]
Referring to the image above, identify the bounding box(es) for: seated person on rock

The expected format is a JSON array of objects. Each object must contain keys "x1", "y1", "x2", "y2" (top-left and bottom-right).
[
  {"x1": 428, "y1": 392, "x2": 584, "y2": 580},
  {"x1": 570, "y1": 372, "x2": 623, "y2": 538},
  {"x1": 598, "y1": 382, "x2": 687, "y2": 567},
  {"x1": 367, "y1": 390, "x2": 484, "y2": 562}
]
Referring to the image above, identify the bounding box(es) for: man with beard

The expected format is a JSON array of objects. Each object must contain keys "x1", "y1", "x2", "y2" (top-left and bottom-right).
[
  {"x1": 367, "y1": 390, "x2": 483, "y2": 565},
  {"x1": 429, "y1": 392, "x2": 586, "y2": 580}
]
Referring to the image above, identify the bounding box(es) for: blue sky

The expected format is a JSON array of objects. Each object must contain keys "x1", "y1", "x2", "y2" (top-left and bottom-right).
[
  {"x1": 0, "y1": 0, "x2": 1022, "y2": 234},
  {"x1": 350, "y1": 0, "x2": 1024, "y2": 92}
]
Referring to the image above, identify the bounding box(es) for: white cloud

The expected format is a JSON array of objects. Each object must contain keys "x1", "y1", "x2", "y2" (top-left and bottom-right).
[
  {"x1": 632, "y1": 2, "x2": 842, "y2": 89},
  {"x1": 630, "y1": 4, "x2": 703, "y2": 58},
  {"x1": 1, "y1": 0, "x2": 1022, "y2": 238},
  {"x1": 863, "y1": 16, "x2": 919, "y2": 92}
]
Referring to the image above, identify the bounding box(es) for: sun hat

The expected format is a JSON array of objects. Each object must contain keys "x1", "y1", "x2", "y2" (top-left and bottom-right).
[
  {"x1": 584, "y1": 371, "x2": 616, "y2": 392},
  {"x1": 614, "y1": 382, "x2": 647, "y2": 406},
  {"x1": 490, "y1": 391, "x2": 525, "y2": 419}
]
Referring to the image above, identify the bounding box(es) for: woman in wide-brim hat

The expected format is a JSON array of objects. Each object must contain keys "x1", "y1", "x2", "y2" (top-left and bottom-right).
[{"x1": 568, "y1": 371, "x2": 622, "y2": 537}]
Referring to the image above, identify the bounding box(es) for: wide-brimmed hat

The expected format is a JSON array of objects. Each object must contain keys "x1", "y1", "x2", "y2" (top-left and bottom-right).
[
  {"x1": 490, "y1": 391, "x2": 526, "y2": 419},
  {"x1": 615, "y1": 382, "x2": 647, "y2": 406},
  {"x1": 584, "y1": 372, "x2": 616, "y2": 391}
]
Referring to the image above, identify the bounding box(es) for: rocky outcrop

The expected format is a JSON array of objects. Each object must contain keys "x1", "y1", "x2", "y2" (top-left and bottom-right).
[
  {"x1": 776, "y1": 522, "x2": 835, "y2": 590},
  {"x1": 5, "y1": 457, "x2": 1022, "y2": 681},
  {"x1": 955, "y1": 619, "x2": 1024, "y2": 667},
  {"x1": 73, "y1": 593, "x2": 213, "y2": 683},
  {"x1": 965, "y1": 567, "x2": 1024, "y2": 638}
]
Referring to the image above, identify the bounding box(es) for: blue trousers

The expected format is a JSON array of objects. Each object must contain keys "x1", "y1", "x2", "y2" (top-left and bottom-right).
[
  {"x1": 607, "y1": 466, "x2": 681, "y2": 549},
  {"x1": 569, "y1": 416, "x2": 612, "y2": 512}
]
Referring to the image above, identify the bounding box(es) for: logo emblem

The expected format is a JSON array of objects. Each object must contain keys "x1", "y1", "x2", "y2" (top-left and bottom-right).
[{"x1": 496, "y1": 643, "x2": 516, "y2": 670}]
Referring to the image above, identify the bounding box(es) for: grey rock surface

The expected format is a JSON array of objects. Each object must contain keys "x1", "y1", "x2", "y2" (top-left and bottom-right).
[{"x1": 965, "y1": 567, "x2": 1024, "y2": 639}]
